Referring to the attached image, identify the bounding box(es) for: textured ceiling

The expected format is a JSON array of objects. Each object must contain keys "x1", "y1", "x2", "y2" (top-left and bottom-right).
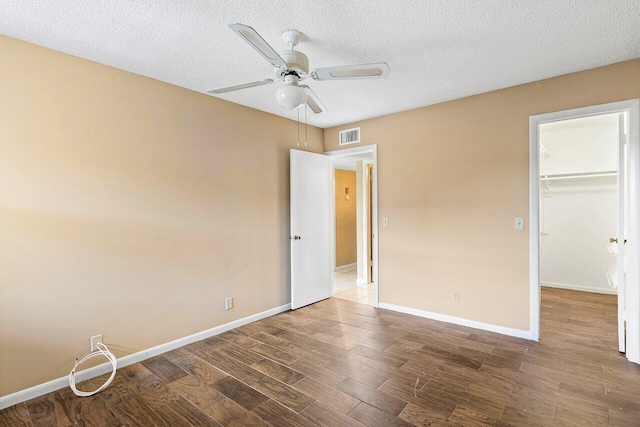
[{"x1": 2, "y1": 1, "x2": 639, "y2": 128}]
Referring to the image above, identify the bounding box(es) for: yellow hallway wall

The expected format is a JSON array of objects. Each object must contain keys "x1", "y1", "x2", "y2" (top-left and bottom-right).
[
  {"x1": 324, "y1": 59, "x2": 640, "y2": 331},
  {"x1": 0, "y1": 36, "x2": 323, "y2": 397},
  {"x1": 335, "y1": 169, "x2": 357, "y2": 267}
]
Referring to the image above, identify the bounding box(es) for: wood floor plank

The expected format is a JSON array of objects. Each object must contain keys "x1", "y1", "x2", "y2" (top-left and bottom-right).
[
  {"x1": 172, "y1": 354, "x2": 229, "y2": 386},
  {"x1": 163, "y1": 346, "x2": 195, "y2": 363},
  {"x1": 251, "y1": 400, "x2": 318, "y2": 427},
  {"x1": 250, "y1": 343, "x2": 301, "y2": 365},
  {"x1": 336, "y1": 377, "x2": 407, "y2": 416},
  {"x1": 300, "y1": 401, "x2": 367, "y2": 427},
  {"x1": 218, "y1": 330, "x2": 262, "y2": 349},
  {"x1": 168, "y1": 375, "x2": 225, "y2": 409},
  {"x1": 289, "y1": 356, "x2": 348, "y2": 386},
  {"x1": 216, "y1": 344, "x2": 263, "y2": 366},
  {"x1": 96, "y1": 373, "x2": 145, "y2": 407},
  {"x1": 153, "y1": 396, "x2": 221, "y2": 427},
  {"x1": 111, "y1": 395, "x2": 172, "y2": 427},
  {"x1": 141, "y1": 355, "x2": 188, "y2": 384},
  {"x1": 233, "y1": 321, "x2": 287, "y2": 337},
  {"x1": 26, "y1": 391, "x2": 74, "y2": 427},
  {"x1": 378, "y1": 378, "x2": 460, "y2": 419},
  {"x1": 448, "y1": 405, "x2": 510, "y2": 427},
  {"x1": 609, "y1": 407, "x2": 640, "y2": 427},
  {"x1": 347, "y1": 402, "x2": 414, "y2": 427},
  {"x1": 0, "y1": 403, "x2": 31, "y2": 427},
  {"x1": 293, "y1": 376, "x2": 361, "y2": 415},
  {"x1": 398, "y1": 402, "x2": 449, "y2": 426},
  {"x1": 212, "y1": 377, "x2": 270, "y2": 411},
  {"x1": 136, "y1": 376, "x2": 181, "y2": 407},
  {"x1": 499, "y1": 406, "x2": 553, "y2": 427},
  {"x1": 361, "y1": 359, "x2": 430, "y2": 390},
  {"x1": 350, "y1": 344, "x2": 408, "y2": 368},
  {"x1": 203, "y1": 396, "x2": 269, "y2": 426},
  {"x1": 251, "y1": 358, "x2": 305, "y2": 385},
  {"x1": 117, "y1": 363, "x2": 156, "y2": 383},
  {"x1": 58, "y1": 387, "x2": 124, "y2": 427},
  {"x1": 196, "y1": 349, "x2": 265, "y2": 385},
  {"x1": 248, "y1": 332, "x2": 309, "y2": 360},
  {"x1": 251, "y1": 376, "x2": 315, "y2": 413}
]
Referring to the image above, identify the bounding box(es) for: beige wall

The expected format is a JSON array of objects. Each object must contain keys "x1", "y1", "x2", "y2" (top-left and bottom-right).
[
  {"x1": 0, "y1": 36, "x2": 323, "y2": 397},
  {"x1": 335, "y1": 169, "x2": 357, "y2": 267},
  {"x1": 325, "y1": 59, "x2": 640, "y2": 331}
]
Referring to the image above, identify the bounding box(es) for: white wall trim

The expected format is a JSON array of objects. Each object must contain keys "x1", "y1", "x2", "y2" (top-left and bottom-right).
[
  {"x1": 335, "y1": 262, "x2": 356, "y2": 271},
  {"x1": 530, "y1": 98, "x2": 640, "y2": 362},
  {"x1": 379, "y1": 302, "x2": 533, "y2": 340},
  {"x1": 541, "y1": 281, "x2": 618, "y2": 295},
  {"x1": 0, "y1": 303, "x2": 291, "y2": 410}
]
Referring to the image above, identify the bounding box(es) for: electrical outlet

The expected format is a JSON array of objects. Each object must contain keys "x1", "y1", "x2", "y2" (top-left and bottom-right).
[
  {"x1": 454, "y1": 292, "x2": 460, "y2": 303},
  {"x1": 225, "y1": 297, "x2": 234, "y2": 310},
  {"x1": 90, "y1": 334, "x2": 103, "y2": 351}
]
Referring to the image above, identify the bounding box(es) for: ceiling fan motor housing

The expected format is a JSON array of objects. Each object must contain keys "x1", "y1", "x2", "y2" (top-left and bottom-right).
[{"x1": 275, "y1": 50, "x2": 309, "y2": 79}]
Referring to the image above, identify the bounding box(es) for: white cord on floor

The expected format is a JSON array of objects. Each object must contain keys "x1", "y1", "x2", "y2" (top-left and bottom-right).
[{"x1": 68, "y1": 342, "x2": 117, "y2": 397}]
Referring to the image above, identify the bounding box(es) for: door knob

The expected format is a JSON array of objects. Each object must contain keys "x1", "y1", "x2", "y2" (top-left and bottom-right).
[{"x1": 294, "y1": 235, "x2": 301, "y2": 240}]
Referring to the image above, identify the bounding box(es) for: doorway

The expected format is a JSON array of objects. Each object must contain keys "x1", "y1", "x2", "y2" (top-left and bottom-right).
[
  {"x1": 538, "y1": 112, "x2": 620, "y2": 296},
  {"x1": 529, "y1": 99, "x2": 640, "y2": 364},
  {"x1": 326, "y1": 145, "x2": 379, "y2": 307}
]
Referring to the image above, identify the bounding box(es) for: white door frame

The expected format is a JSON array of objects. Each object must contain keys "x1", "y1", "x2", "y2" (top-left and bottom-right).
[
  {"x1": 325, "y1": 144, "x2": 379, "y2": 307},
  {"x1": 529, "y1": 99, "x2": 640, "y2": 364}
]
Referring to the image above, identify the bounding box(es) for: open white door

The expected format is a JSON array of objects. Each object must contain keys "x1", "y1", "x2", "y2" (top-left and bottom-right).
[
  {"x1": 618, "y1": 113, "x2": 628, "y2": 353},
  {"x1": 290, "y1": 149, "x2": 332, "y2": 310}
]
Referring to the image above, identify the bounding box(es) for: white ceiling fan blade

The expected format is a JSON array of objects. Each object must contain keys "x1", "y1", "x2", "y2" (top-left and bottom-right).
[
  {"x1": 301, "y1": 86, "x2": 327, "y2": 114},
  {"x1": 311, "y1": 62, "x2": 390, "y2": 81},
  {"x1": 229, "y1": 23, "x2": 287, "y2": 68},
  {"x1": 208, "y1": 79, "x2": 274, "y2": 94}
]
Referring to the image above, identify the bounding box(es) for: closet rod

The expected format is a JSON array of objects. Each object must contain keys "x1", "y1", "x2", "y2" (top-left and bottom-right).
[{"x1": 540, "y1": 170, "x2": 617, "y2": 181}]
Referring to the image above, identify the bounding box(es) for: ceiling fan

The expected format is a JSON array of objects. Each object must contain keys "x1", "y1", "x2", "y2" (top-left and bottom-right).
[{"x1": 207, "y1": 23, "x2": 390, "y2": 114}]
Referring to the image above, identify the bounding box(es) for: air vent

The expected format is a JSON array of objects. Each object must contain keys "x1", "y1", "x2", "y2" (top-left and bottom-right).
[{"x1": 339, "y1": 127, "x2": 361, "y2": 146}]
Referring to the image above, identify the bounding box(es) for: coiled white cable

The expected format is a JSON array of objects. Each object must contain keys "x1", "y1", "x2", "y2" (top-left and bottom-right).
[{"x1": 68, "y1": 342, "x2": 117, "y2": 397}]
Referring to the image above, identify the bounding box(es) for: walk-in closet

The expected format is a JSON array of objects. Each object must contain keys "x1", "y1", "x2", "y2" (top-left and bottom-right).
[{"x1": 539, "y1": 113, "x2": 620, "y2": 294}]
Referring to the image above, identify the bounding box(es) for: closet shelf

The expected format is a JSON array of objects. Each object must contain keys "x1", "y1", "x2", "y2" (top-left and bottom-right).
[{"x1": 540, "y1": 170, "x2": 617, "y2": 181}]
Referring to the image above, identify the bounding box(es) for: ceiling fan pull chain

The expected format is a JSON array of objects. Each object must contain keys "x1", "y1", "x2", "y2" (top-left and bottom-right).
[
  {"x1": 305, "y1": 105, "x2": 308, "y2": 146},
  {"x1": 297, "y1": 109, "x2": 300, "y2": 146}
]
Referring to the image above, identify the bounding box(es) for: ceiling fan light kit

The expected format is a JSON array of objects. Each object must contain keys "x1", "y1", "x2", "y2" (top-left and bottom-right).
[
  {"x1": 207, "y1": 24, "x2": 390, "y2": 114},
  {"x1": 276, "y1": 75, "x2": 307, "y2": 110}
]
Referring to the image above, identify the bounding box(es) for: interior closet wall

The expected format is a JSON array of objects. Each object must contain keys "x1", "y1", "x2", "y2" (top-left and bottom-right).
[
  {"x1": 540, "y1": 115, "x2": 618, "y2": 294},
  {"x1": 335, "y1": 169, "x2": 357, "y2": 267}
]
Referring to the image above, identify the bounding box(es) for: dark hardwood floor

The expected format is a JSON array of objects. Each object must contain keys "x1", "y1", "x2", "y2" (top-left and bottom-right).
[{"x1": 2, "y1": 287, "x2": 640, "y2": 426}]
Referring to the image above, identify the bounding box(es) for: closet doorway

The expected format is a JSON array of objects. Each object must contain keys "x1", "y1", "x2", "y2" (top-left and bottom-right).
[
  {"x1": 539, "y1": 113, "x2": 620, "y2": 296},
  {"x1": 529, "y1": 99, "x2": 640, "y2": 364}
]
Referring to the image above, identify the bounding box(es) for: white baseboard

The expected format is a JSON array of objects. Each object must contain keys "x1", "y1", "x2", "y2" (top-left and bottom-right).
[
  {"x1": 335, "y1": 262, "x2": 356, "y2": 271},
  {"x1": 0, "y1": 303, "x2": 291, "y2": 410},
  {"x1": 378, "y1": 302, "x2": 533, "y2": 340},
  {"x1": 356, "y1": 278, "x2": 368, "y2": 286},
  {"x1": 541, "y1": 281, "x2": 617, "y2": 295}
]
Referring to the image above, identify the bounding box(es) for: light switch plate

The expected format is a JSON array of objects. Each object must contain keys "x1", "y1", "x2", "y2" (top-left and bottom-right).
[
  {"x1": 383, "y1": 218, "x2": 388, "y2": 227},
  {"x1": 515, "y1": 217, "x2": 524, "y2": 230}
]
